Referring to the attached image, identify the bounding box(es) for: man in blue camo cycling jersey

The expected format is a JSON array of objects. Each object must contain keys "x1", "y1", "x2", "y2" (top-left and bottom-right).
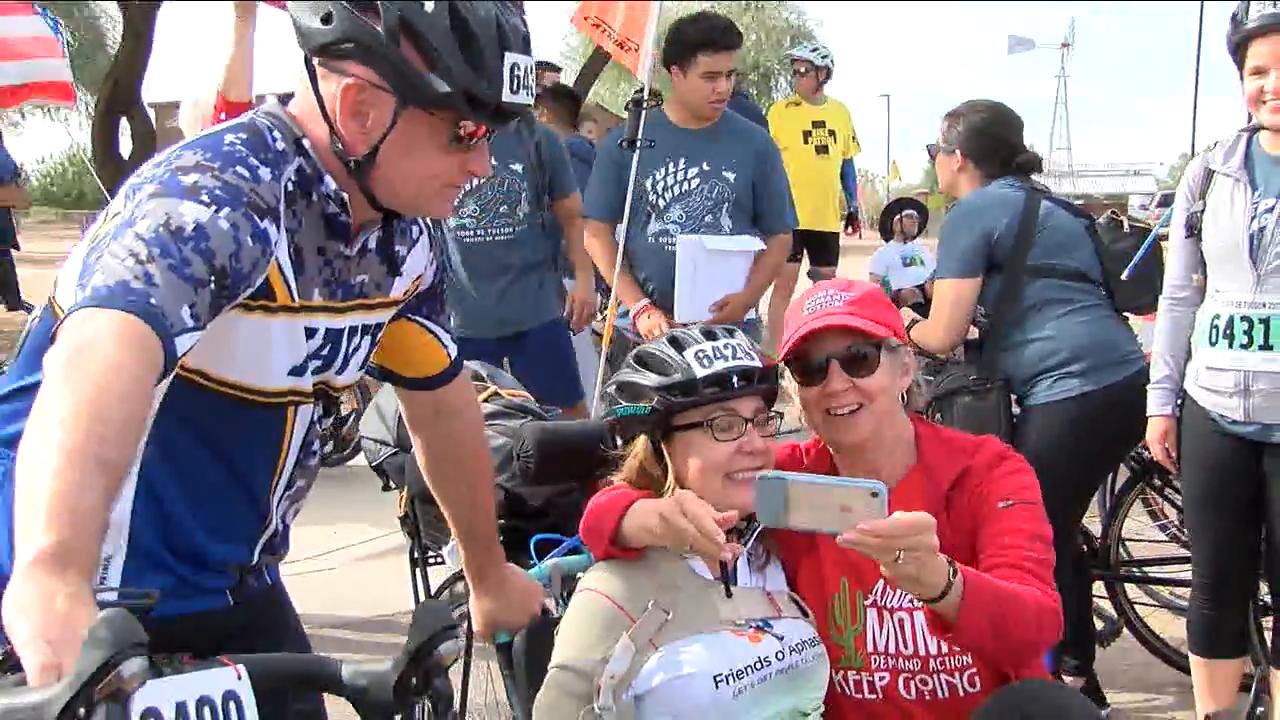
[{"x1": 0, "y1": 3, "x2": 545, "y2": 714}]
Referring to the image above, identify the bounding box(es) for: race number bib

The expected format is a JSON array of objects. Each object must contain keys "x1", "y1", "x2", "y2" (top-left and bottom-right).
[
  {"x1": 681, "y1": 339, "x2": 762, "y2": 379},
  {"x1": 502, "y1": 52, "x2": 536, "y2": 106},
  {"x1": 129, "y1": 665, "x2": 259, "y2": 720},
  {"x1": 1197, "y1": 293, "x2": 1280, "y2": 372}
]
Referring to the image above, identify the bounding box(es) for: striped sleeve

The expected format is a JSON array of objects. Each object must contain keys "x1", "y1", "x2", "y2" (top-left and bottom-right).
[{"x1": 367, "y1": 221, "x2": 463, "y2": 390}]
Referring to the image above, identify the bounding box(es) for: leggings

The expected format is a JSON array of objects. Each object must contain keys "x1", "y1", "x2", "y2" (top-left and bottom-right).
[
  {"x1": 1013, "y1": 369, "x2": 1147, "y2": 677},
  {"x1": 1181, "y1": 394, "x2": 1280, "y2": 664}
]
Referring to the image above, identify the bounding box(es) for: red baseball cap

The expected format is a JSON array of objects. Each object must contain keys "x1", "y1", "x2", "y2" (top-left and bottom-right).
[{"x1": 776, "y1": 278, "x2": 909, "y2": 361}]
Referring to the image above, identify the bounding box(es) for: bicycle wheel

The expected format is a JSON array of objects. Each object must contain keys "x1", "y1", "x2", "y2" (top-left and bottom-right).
[
  {"x1": 1101, "y1": 471, "x2": 1194, "y2": 676},
  {"x1": 429, "y1": 570, "x2": 517, "y2": 720}
]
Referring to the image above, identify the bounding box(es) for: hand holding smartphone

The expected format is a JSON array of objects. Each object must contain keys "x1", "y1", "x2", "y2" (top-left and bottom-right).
[{"x1": 754, "y1": 470, "x2": 889, "y2": 535}]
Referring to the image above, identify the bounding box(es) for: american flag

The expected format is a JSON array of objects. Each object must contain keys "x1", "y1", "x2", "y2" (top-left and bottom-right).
[{"x1": 0, "y1": 1, "x2": 76, "y2": 110}]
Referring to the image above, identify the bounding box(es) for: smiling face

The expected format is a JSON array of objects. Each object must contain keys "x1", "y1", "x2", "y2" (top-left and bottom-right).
[
  {"x1": 1245, "y1": 33, "x2": 1280, "y2": 131},
  {"x1": 789, "y1": 328, "x2": 915, "y2": 452},
  {"x1": 664, "y1": 395, "x2": 775, "y2": 515}
]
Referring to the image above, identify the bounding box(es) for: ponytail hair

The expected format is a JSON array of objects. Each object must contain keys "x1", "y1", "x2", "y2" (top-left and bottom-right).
[{"x1": 941, "y1": 99, "x2": 1043, "y2": 181}]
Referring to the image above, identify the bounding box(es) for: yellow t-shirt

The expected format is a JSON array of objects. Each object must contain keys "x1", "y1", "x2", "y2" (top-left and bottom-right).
[{"x1": 767, "y1": 94, "x2": 861, "y2": 233}]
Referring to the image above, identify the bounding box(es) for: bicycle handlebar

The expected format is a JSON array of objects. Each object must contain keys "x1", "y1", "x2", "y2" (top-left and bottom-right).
[
  {"x1": 493, "y1": 552, "x2": 594, "y2": 645},
  {"x1": 0, "y1": 598, "x2": 464, "y2": 720}
]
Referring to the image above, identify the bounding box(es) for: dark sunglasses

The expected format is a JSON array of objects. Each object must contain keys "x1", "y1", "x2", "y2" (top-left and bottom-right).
[
  {"x1": 785, "y1": 341, "x2": 887, "y2": 388},
  {"x1": 926, "y1": 142, "x2": 956, "y2": 163},
  {"x1": 669, "y1": 410, "x2": 784, "y2": 442},
  {"x1": 791, "y1": 66, "x2": 815, "y2": 78},
  {"x1": 317, "y1": 59, "x2": 493, "y2": 147}
]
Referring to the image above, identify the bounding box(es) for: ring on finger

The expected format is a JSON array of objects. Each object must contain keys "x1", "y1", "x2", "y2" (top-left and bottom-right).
[{"x1": 893, "y1": 548, "x2": 906, "y2": 565}]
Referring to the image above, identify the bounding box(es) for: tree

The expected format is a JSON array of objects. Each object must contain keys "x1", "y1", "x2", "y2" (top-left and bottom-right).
[
  {"x1": 563, "y1": 1, "x2": 818, "y2": 115},
  {"x1": 91, "y1": 1, "x2": 161, "y2": 195},
  {"x1": 1162, "y1": 152, "x2": 1191, "y2": 190}
]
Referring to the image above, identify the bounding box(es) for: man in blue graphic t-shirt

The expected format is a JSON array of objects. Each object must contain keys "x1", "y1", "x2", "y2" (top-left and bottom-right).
[
  {"x1": 582, "y1": 11, "x2": 795, "y2": 343},
  {"x1": 446, "y1": 120, "x2": 597, "y2": 417}
]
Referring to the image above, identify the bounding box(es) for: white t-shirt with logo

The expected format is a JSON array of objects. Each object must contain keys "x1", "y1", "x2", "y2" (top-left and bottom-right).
[
  {"x1": 623, "y1": 555, "x2": 829, "y2": 719},
  {"x1": 869, "y1": 240, "x2": 935, "y2": 291}
]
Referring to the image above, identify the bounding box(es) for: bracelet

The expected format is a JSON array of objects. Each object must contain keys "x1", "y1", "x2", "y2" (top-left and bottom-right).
[
  {"x1": 631, "y1": 298, "x2": 655, "y2": 321},
  {"x1": 905, "y1": 317, "x2": 923, "y2": 347},
  {"x1": 916, "y1": 554, "x2": 959, "y2": 605}
]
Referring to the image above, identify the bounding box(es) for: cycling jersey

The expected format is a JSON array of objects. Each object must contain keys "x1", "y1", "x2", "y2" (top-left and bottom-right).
[
  {"x1": 0, "y1": 103, "x2": 461, "y2": 617},
  {"x1": 767, "y1": 94, "x2": 860, "y2": 233}
]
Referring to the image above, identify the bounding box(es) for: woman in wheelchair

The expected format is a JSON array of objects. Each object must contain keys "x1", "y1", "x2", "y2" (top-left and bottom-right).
[
  {"x1": 576, "y1": 281, "x2": 1068, "y2": 718},
  {"x1": 869, "y1": 196, "x2": 935, "y2": 317},
  {"x1": 534, "y1": 325, "x2": 830, "y2": 719}
]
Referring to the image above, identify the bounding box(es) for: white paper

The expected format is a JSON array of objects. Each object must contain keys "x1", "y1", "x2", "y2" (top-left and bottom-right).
[
  {"x1": 501, "y1": 51, "x2": 536, "y2": 106},
  {"x1": 673, "y1": 234, "x2": 766, "y2": 324},
  {"x1": 129, "y1": 664, "x2": 259, "y2": 720}
]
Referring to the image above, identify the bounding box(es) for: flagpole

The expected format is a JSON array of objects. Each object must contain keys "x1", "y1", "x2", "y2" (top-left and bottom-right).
[{"x1": 590, "y1": 0, "x2": 663, "y2": 418}]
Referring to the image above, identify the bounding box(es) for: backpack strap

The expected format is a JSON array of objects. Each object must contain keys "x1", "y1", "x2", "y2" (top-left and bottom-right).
[{"x1": 977, "y1": 187, "x2": 1043, "y2": 379}]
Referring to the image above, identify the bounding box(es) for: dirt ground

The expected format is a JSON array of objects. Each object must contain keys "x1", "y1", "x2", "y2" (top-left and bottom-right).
[{"x1": 8, "y1": 218, "x2": 1214, "y2": 717}]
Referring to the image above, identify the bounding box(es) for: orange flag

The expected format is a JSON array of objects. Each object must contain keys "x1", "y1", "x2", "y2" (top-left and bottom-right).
[{"x1": 571, "y1": 0, "x2": 658, "y2": 78}]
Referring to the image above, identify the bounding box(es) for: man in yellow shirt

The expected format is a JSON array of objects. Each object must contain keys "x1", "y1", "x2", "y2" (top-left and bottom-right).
[{"x1": 765, "y1": 42, "x2": 862, "y2": 350}]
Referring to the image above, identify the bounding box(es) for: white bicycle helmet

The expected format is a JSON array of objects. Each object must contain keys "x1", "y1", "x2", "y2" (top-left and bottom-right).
[{"x1": 785, "y1": 42, "x2": 835, "y2": 81}]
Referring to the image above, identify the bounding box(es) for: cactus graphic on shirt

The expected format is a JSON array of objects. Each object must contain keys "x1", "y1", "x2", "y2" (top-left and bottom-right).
[{"x1": 827, "y1": 577, "x2": 866, "y2": 669}]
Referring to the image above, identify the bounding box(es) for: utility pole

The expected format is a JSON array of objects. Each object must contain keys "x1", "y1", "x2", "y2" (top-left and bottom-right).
[{"x1": 1191, "y1": 0, "x2": 1205, "y2": 155}]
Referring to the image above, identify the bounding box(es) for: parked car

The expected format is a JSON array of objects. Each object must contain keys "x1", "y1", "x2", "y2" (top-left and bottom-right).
[
  {"x1": 1127, "y1": 193, "x2": 1152, "y2": 218},
  {"x1": 1146, "y1": 190, "x2": 1175, "y2": 232}
]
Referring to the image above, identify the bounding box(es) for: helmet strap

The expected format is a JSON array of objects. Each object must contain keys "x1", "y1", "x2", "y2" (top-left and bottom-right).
[{"x1": 302, "y1": 55, "x2": 406, "y2": 274}]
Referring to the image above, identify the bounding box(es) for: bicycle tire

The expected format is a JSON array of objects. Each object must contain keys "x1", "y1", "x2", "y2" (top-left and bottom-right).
[
  {"x1": 430, "y1": 571, "x2": 518, "y2": 719},
  {"x1": 1101, "y1": 471, "x2": 1193, "y2": 677}
]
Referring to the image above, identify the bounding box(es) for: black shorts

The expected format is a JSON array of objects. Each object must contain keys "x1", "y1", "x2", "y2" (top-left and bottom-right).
[{"x1": 786, "y1": 229, "x2": 840, "y2": 267}]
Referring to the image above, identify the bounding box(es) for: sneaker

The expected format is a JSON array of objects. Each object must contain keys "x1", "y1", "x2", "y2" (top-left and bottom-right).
[{"x1": 1061, "y1": 672, "x2": 1111, "y2": 718}]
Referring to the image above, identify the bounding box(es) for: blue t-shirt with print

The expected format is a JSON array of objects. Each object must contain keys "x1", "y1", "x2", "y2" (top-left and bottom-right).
[
  {"x1": 582, "y1": 108, "x2": 797, "y2": 316},
  {"x1": 1212, "y1": 135, "x2": 1280, "y2": 442},
  {"x1": 934, "y1": 177, "x2": 1147, "y2": 406},
  {"x1": 446, "y1": 122, "x2": 577, "y2": 338}
]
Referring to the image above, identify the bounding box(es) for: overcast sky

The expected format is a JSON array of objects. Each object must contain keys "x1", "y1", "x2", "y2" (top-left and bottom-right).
[{"x1": 8, "y1": 0, "x2": 1248, "y2": 186}]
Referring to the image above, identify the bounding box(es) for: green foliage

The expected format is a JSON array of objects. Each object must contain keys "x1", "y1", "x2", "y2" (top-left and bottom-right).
[
  {"x1": 1162, "y1": 152, "x2": 1191, "y2": 191},
  {"x1": 25, "y1": 144, "x2": 104, "y2": 211},
  {"x1": 564, "y1": 1, "x2": 818, "y2": 115}
]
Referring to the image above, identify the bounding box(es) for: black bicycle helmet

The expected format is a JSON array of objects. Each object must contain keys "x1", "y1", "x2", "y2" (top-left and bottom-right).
[
  {"x1": 289, "y1": 1, "x2": 533, "y2": 127},
  {"x1": 601, "y1": 324, "x2": 779, "y2": 443},
  {"x1": 1229, "y1": 1, "x2": 1280, "y2": 71}
]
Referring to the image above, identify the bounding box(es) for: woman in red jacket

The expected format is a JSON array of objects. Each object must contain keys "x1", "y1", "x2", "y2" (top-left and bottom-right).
[{"x1": 580, "y1": 278, "x2": 1064, "y2": 719}]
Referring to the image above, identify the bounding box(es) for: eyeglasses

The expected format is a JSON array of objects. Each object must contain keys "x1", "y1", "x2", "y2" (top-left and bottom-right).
[
  {"x1": 669, "y1": 410, "x2": 784, "y2": 442},
  {"x1": 785, "y1": 341, "x2": 887, "y2": 388},
  {"x1": 926, "y1": 142, "x2": 956, "y2": 163},
  {"x1": 791, "y1": 66, "x2": 815, "y2": 78},
  {"x1": 316, "y1": 59, "x2": 493, "y2": 147}
]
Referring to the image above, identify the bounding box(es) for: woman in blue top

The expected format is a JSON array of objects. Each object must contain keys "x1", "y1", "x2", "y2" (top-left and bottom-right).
[{"x1": 898, "y1": 99, "x2": 1148, "y2": 713}]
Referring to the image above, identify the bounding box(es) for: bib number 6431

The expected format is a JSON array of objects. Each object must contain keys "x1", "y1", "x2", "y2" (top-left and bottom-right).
[{"x1": 1206, "y1": 312, "x2": 1278, "y2": 353}]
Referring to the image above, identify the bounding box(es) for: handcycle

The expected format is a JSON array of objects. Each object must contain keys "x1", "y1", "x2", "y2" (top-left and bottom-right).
[
  {"x1": 0, "y1": 598, "x2": 465, "y2": 719},
  {"x1": 394, "y1": 418, "x2": 617, "y2": 719}
]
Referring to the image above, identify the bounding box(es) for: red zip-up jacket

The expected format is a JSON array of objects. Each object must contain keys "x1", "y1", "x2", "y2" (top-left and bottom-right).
[{"x1": 579, "y1": 415, "x2": 1062, "y2": 719}]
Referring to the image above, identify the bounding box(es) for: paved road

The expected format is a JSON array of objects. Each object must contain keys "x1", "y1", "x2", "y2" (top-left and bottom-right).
[{"x1": 6, "y1": 220, "x2": 1236, "y2": 718}]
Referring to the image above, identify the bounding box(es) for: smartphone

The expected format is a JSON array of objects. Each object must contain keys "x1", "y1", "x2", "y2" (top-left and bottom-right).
[{"x1": 754, "y1": 470, "x2": 889, "y2": 535}]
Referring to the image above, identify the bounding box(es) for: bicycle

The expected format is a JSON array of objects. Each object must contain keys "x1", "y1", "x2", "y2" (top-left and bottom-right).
[
  {"x1": 0, "y1": 598, "x2": 464, "y2": 719},
  {"x1": 1084, "y1": 443, "x2": 1272, "y2": 706}
]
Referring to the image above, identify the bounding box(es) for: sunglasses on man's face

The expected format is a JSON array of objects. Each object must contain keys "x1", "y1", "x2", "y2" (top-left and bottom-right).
[
  {"x1": 792, "y1": 66, "x2": 816, "y2": 78},
  {"x1": 316, "y1": 61, "x2": 494, "y2": 148},
  {"x1": 785, "y1": 341, "x2": 887, "y2": 388},
  {"x1": 926, "y1": 142, "x2": 956, "y2": 163}
]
